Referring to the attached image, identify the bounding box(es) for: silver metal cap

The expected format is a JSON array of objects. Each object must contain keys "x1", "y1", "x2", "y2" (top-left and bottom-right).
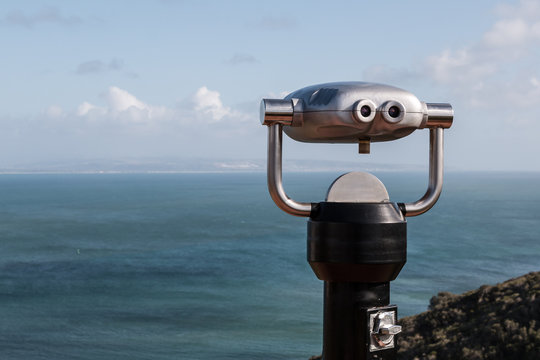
[
  {"x1": 326, "y1": 172, "x2": 389, "y2": 203},
  {"x1": 260, "y1": 99, "x2": 293, "y2": 126},
  {"x1": 423, "y1": 103, "x2": 453, "y2": 128}
]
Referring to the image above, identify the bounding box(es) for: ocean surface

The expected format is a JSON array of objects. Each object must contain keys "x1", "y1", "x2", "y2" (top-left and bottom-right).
[{"x1": 0, "y1": 172, "x2": 539, "y2": 359}]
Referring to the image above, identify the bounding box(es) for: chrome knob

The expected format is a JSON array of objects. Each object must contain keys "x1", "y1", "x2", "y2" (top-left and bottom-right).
[
  {"x1": 379, "y1": 324, "x2": 402, "y2": 336},
  {"x1": 370, "y1": 310, "x2": 401, "y2": 351}
]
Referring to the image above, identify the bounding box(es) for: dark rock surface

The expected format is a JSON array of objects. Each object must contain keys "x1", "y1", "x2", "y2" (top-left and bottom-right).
[{"x1": 397, "y1": 271, "x2": 540, "y2": 360}]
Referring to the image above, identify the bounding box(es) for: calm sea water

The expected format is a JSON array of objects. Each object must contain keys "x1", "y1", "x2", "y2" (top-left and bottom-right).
[{"x1": 0, "y1": 172, "x2": 539, "y2": 359}]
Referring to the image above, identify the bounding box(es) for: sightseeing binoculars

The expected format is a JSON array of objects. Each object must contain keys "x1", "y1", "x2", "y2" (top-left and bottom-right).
[
  {"x1": 260, "y1": 82, "x2": 453, "y2": 360},
  {"x1": 260, "y1": 81, "x2": 453, "y2": 217}
]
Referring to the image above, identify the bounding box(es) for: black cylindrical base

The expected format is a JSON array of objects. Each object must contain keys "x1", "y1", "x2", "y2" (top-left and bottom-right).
[
  {"x1": 308, "y1": 202, "x2": 407, "y2": 283},
  {"x1": 322, "y1": 281, "x2": 392, "y2": 360}
]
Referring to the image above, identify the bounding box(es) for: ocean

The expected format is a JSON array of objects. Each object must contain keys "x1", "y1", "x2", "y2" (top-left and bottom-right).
[{"x1": 0, "y1": 172, "x2": 539, "y2": 359}]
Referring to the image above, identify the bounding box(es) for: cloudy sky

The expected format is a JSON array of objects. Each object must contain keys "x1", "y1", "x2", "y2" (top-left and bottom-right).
[{"x1": 1, "y1": 0, "x2": 539, "y2": 171}]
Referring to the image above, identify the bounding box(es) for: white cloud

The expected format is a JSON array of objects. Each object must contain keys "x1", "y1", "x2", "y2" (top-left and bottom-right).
[
  {"x1": 494, "y1": 0, "x2": 540, "y2": 19},
  {"x1": 503, "y1": 74, "x2": 540, "y2": 108},
  {"x1": 412, "y1": 0, "x2": 540, "y2": 112},
  {"x1": 107, "y1": 86, "x2": 148, "y2": 113},
  {"x1": 73, "y1": 86, "x2": 178, "y2": 125},
  {"x1": 483, "y1": 18, "x2": 532, "y2": 47},
  {"x1": 192, "y1": 86, "x2": 236, "y2": 123},
  {"x1": 68, "y1": 85, "x2": 255, "y2": 129},
  {"x1": 76, "y1": 101, "x2": 103, "y2": 117},
  {"x1": 45, "y1": 105, "x2": 64, "y2": 119},
  {"x1": 360, "y1": 0, "x2": 540, "y2": 170},
  {"x1": 363, "y1": 0, "x2": 540, "y2": 109},
  {"x1": 436, "y1": 2, "x2": 539, "y2": 62},
  {"x1": 0, "y1": 85, "x2": 261, "y2": 166},
  {"x1": 6, "y1": 69, "x2": 273, "y2": 170},
  {"x1": 70, "y1": 85, "x2": 253, "y2": 127},
  {"x1": 193, "y1": 86, "x2": 229, "y2": 121}
]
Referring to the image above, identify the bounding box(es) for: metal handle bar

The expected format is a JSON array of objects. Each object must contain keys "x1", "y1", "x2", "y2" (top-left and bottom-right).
[
  {"x1": 399, "y1": 128, "x2": 444, "y2": 217},
  {"x1": 267, "y1": 124, "x2": 313, "y2": 217}
]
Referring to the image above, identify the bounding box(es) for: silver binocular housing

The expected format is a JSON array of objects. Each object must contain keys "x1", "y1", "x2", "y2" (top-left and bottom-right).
[
  {"x1": 261, "y1": 82, "x2": 452, "y2": 145},
  {"x1": 260, "y1": 82, "x2": 454, "y2": 218}
]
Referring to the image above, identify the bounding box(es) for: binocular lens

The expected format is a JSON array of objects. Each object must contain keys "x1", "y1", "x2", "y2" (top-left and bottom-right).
[
  {"x1": 388, "y1": 106, "x2": 401, "y2": 118},
  {"x1": 360, "y1": 105, "x2": 372, "y2": 118}
]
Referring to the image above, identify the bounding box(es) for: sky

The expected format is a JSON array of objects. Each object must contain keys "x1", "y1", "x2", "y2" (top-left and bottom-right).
[{"x1": 1, "y1": 0, "x2": 540, "y2": 171}]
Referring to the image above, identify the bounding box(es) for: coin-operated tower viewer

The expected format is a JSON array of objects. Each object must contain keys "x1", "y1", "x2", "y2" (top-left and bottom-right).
[{"x1": 260, "y1": 82, "x2": 453, "y2": 360}]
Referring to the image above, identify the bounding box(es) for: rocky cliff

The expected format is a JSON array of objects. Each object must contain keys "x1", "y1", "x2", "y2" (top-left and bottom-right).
[
  {"x1": 397, "y1": 271, "x2": 540, "y2": 359},
  {"x1": 309, "y1": 271, "x2": 540, "y2": 360}
]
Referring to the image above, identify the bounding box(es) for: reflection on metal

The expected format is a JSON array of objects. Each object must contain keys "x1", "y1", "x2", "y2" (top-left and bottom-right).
[
  {"x1": 423, "y1": 103, "x2": 454, "y2": 128},
  {"x1": 369, "y1": 309, "x2": 401, "y2": 352},
  {"x1": 260, "y1": 99, "x2": 293, "y2": 126},
  {"x1": 358, "y1": 139, "x2": 370, "y2": 154},
  {"x1": 261, "y1": 83, "x2": 454, "y2": 139},
  {"x1": 326, "y1": 172, "x2": 389, "y2": 203},
  {"x1": 267, "y1": 124, "x2": 312, "y2": 217},
  {"x1": 281, "y1": 82, "x2": 427, "y2": 143},
  {"x1": 401, "y1": 128, "x2": 444, "y2": 217}
]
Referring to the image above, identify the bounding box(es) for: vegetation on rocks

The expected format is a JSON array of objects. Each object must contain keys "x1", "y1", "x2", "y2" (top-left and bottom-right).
[
  {"x1": 397, "y1": 271, "x2": 540, "y2": 360},
  {"x1": 309, "y1": 272, "x2": 540, "y2": 359}
]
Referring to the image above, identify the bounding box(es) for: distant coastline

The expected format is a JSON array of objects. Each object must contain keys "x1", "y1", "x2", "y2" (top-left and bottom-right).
[
  {"x1": 0, "y1": 158, "x2": 430, "y2": 174},
  {"x1": 5, "y1": 158, "x2": 539, "y2": 175},
  {"x1": 2, "y1": 158, "x2": 540, "y2": 175}
]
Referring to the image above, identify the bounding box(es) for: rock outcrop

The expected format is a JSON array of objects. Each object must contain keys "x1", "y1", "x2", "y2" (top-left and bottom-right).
[
  {"x1": 309, "y1": 271, "x2": 540, "y2": 359},
  {"x1": 397, "y1": 271, "x2": 540, "y2": 359}
]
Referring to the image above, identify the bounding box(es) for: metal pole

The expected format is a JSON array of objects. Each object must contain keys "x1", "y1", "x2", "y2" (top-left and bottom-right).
[{"x1": 323, "y1": 282, "x2": 391, "y2": 360}]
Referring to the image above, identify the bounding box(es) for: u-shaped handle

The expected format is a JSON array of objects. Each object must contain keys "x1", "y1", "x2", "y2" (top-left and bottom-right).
[
  {"x1": 267, "y1": 124, "x2": 313, "y2": 217},
  {"x1": 399, "y1": 127, "x2": 444, "y2": 217}
]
